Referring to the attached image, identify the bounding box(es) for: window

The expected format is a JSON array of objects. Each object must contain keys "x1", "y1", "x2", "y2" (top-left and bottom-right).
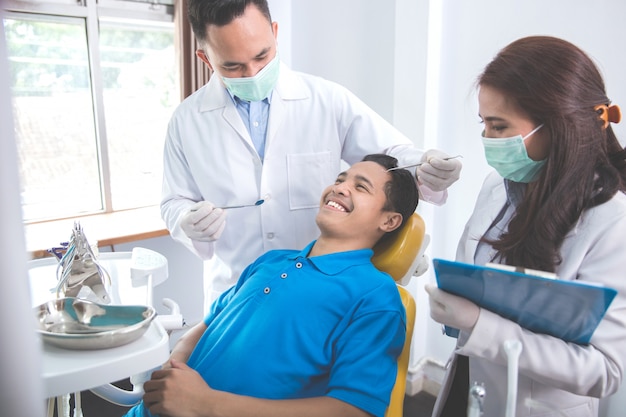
[{"x1": 3, "y1": 0, "x2": 179, "y2": 222}]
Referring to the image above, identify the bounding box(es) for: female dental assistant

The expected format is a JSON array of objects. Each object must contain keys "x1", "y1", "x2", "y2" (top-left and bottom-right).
[
  {"x1": 426, "y1": 36, "x2": 626, "y2": 417},
  {"x1": 161, "y1": 0, "x2": 462, "y2": 312}
]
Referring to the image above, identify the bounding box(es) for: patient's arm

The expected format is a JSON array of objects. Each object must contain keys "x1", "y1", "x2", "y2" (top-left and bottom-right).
[
  {"x1": 162, "y1": 321, "x2": 207, "y2": 369},
  {"x1": 143, "y1": 360, "x2": 370, "y2": 417}
]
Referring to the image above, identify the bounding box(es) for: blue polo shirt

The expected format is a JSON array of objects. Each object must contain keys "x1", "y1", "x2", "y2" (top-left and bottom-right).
[{"x1": 126, "y1": 241, "x2": 406, "y2": 417}]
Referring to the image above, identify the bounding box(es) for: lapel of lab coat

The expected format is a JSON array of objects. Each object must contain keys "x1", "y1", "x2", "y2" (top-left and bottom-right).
[
  {"x1": 200, "y1": 75, "x2": 254, "y2": 152},
  {"x1": 459, "y1": 172, "x2": 507, "y2": 262},
  {"x1": 266, "y1": 63, "x2": 309, "y2": 149}
]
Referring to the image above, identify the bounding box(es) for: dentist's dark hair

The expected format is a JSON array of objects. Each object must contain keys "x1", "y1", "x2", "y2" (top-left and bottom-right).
[
  {"x1": 478, "y1": 36, "x2": 626, "y2": 272},
  {"x1": 188, "y1": 0, "x2": 272, "y2": 45},
  {"x1": 362, "y1": 154, "x2": 419, "y2": 242}
]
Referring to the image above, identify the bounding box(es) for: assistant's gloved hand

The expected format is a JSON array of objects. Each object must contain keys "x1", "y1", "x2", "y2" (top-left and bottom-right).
[
  {"x1": 415, "y1": 149, "x2": 462, "y2": 192},
  {"x1": 425, "y1": 283, "x2": 479, "y2": 333},
  {"x1": 180, "y1": 201, "x2": 227, "y2": 242}
]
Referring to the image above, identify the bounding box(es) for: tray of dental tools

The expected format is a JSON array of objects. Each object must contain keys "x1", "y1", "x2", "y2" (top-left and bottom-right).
[{"x1": 34, "y1": 297, "x2": 156, "y2": 350}]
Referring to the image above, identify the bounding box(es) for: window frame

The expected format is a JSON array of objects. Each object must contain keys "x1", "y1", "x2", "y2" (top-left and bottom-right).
[{"x1": 4, "y1": 0, "x2": 175, "y2": 222}]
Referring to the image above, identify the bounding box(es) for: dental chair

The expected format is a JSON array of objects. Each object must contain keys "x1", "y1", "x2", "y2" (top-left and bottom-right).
[{"x1": 372, "y1": 212, "x2": 429, "y2": 417}]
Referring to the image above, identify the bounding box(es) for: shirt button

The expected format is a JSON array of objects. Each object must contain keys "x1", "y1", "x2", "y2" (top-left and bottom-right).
[
  {"x1": 267, "y1": 233, "x2": 275, "y2": 239},
  {"x1": 295, "y1": 262, "x2": 303, "y2": 268},
  {"x1": 281, "y1": 273, "x2": 287, "y2": 279},
  {"x1": 253, "y1": 121, "x2": 259, "y2": 127},
  {"x1": 264, "y1": 287, "x2": 270, "y2": 294}
]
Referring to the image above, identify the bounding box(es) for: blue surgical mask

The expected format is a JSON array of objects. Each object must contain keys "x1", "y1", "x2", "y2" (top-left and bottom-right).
[
  {"x1": 221, "y1": 53, "x2": 280, "y2": 102},
  {"x1": 481, "y1": 124, "x2": 545, "y2": 183}
]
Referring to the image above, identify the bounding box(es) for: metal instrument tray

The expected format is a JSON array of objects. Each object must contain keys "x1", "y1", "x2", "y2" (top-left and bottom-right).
[{"x1": 34, "y1": 297, "x2": 156, "y2": 350}]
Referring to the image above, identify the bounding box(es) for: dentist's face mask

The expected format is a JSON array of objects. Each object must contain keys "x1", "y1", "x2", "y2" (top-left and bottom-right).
[
  {"x1": 221, "y1": 53, "x2": 280, "y2": 102},
  {"x1": 481, "y1": 124, "x2": 545, "y2": 183}
]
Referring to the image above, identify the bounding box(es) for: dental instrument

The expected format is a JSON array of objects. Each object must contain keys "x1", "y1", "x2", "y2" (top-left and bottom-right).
[
  {"x1": 387, "y1": 155, "x2": 463, "y2": 171},
  {"x1": 219, "y1": 199, "x2": 265, "y2": 209},
  {"x1": 54, "y1": 222, "x2": 112, "y2": 304},
  {"x1": 190, "y1": 199, "x2": 265, "y2": 211}
]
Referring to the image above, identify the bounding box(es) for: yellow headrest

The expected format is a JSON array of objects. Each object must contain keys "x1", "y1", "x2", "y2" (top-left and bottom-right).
[{"x1": 371, "y1": 213, "x2": 426, "y2": 282}]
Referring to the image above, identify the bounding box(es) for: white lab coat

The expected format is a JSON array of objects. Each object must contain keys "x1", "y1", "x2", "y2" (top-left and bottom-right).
[
  {"x1": 432, "y1": 171, "x2": 626, "y2": 417},
  {"x1": 161, "y1": 62, "x2": 434, "y2": 312}
]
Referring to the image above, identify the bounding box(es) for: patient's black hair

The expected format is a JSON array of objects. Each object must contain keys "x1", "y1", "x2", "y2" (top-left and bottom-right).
[{"x1": 362, "y1": 154, "x2": 419, "y2": 241}]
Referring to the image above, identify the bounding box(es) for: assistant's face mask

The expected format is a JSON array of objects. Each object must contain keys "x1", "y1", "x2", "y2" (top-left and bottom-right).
[
  {"x1": 221, "y1": 53, "x2": 280, "y2": 102},
  {"x1": 481, "y1": 124, "x2": 545, "y2": 183}
]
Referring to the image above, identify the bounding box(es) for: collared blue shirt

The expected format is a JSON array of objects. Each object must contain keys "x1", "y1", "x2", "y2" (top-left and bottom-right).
[
  {"x1": 125, "y1": 241, "x2": 405, "y2": 417},
  {"x1": 233, "y1": 94, "x2": 271, "y2": 160}
]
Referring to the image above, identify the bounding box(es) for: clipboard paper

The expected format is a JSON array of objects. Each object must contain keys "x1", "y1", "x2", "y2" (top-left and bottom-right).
[{"x1": 433, "y1": 258, "x2": 617, "y2": 344}]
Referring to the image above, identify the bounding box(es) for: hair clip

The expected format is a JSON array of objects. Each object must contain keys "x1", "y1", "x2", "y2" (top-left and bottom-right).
[{"x1": 595, "y1": 104, "x2": 622, "y2": 129}]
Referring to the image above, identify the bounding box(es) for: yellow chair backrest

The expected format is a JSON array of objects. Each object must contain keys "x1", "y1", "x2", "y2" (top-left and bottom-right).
[{"x1": 372, "y1": 213, "x2": 425, "y2": 417}]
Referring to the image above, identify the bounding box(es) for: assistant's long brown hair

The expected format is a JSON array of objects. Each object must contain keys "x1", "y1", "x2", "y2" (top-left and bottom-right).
[{"x1": 478, "y1": 36, "x2": 626, "y2": 272}]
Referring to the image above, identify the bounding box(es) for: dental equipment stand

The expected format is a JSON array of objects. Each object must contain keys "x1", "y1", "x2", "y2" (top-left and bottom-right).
[
  {"x1": 28, "y1": 248, "x2": 183, "y2": 416},
  {"x1": 466, "y1": 339, "x2": 522, "y2": 417}
]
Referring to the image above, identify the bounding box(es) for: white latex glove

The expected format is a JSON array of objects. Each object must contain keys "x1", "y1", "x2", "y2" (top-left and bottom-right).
[
  {"x1": 180, "y1": 201, "x2": 227, "y2": 242},
  {"x1": 415, "y1": 149, "x2": 462, "y2": 192},
  {"x1": 425, "y1": 283, "x2": 479, "y2": 333}
]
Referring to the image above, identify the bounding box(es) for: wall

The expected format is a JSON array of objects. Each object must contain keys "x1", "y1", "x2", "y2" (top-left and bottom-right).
[{"x1": 289, "y1": 0, "x2": 398, "y2": 122}]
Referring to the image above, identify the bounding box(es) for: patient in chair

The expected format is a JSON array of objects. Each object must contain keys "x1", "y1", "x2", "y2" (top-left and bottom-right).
[{"x1": 124, "y1": 153, "x2": 419, "y2": 417}]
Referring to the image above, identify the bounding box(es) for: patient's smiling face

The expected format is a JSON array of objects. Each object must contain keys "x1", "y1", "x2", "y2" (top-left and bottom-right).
[{"x1": 316, "y1": 161, "x2": 400, "y2": 244}]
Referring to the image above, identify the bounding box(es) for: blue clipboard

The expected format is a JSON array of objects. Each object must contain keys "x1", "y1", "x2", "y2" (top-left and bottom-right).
[{"x1": 432, "y1": 258, "x2": 617, "y2": 344}]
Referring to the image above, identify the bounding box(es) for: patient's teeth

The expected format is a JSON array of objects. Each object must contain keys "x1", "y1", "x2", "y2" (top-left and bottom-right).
[{"x1": 326, "y1": 201, "x2": 346, "y2": 211}]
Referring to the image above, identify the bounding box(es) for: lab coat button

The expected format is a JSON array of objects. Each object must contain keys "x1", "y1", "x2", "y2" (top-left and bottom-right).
[
  {"x1": 264, "y1": 287, "x2": 270, "y2": 294},
  {"x1": 281, "y1": 273, "x2": 287, "y2": 279},
  {"x1": 295, "y1": 262, "x2": 303, "y2": 269},
  {"x1": 267, "y1": 233, "x2": 275, "y2": 239}
]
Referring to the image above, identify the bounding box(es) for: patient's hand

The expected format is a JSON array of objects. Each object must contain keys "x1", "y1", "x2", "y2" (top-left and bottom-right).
[{"x1": 143, "y1": 359, "x2": 215, "y2": 417}]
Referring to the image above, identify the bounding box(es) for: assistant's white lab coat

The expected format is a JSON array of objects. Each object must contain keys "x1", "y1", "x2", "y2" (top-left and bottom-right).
[
  {"x1": 161, "y1": 62, "x2": 433, "y2": 311},
  {"x1": 432, "y1": 171, "x2": 626, "y2": 417}
]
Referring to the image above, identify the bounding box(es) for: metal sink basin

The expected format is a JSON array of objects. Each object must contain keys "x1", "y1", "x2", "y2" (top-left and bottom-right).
[{"x1": 34, "y1": 297, "x2": 156, "y2": 350}]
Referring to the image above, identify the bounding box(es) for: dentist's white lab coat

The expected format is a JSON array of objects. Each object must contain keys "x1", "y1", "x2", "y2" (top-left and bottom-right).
[
  {"x1": 432, "y1": 171, "x2": 626, "y2": 417},
  {"x1": 161, "y1": 62, "x2": 435, "y2": 312}
]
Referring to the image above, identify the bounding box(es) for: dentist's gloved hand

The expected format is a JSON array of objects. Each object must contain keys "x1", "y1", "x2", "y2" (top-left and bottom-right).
[
  {"x1": 425, "y1": 283, "x2": 479, "y2": 333},
  {"x1": 180, "y1": 201, "x2": 227, "y2": 242},
  {"x1": 415, "y1": 149, "x2": 462, "y2": 192}
]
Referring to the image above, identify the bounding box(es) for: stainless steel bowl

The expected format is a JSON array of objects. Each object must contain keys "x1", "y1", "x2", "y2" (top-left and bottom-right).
[{"x1": 34, "y1": 297, "x2": 156, "y2": 350}]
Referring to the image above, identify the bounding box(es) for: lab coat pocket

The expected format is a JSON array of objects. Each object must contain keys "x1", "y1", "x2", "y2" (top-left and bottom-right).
[
  {"x1": 529, "y1": 396, "x2": 595, "y2": 417},
  {"x1": 287, "y1": 152, "x2": 334, "y2": 210}
]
